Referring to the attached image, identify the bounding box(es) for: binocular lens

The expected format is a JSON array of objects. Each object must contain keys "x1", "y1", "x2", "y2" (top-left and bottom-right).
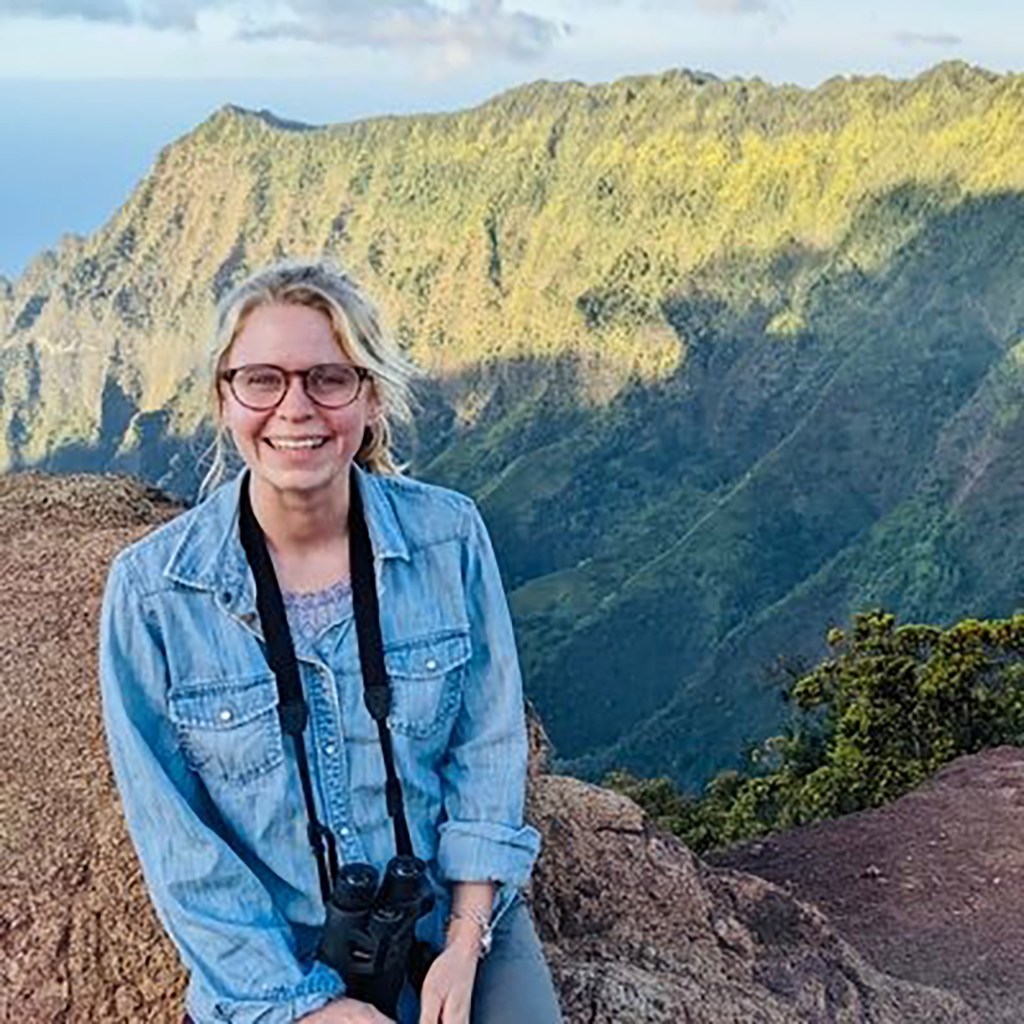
[
  {"x1": 318, "y1": 853, "x2": 437, "y2": 1017},
  {"x1": 377, "y1": 855, "x2": 427, "y2": 905},
  {"x1": 333, "y1": 863, "x2": 379, "y2": 911}
]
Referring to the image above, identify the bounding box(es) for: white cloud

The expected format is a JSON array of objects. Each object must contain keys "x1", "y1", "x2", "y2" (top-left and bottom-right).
[
  {"x1": 0, "y1": 0, "x2": 566, "y2": 62},
  {"x1": 892, "y1": 30, "x2": 962, "y2": 48},
  {"x1": 695, "y1": 0, "x2": 772, "y2": 14},
  {"x1": 0, "y1": 0, "x2": 231, "y2": 28},
  {"x1": 0, "y1": 0, "x2": 134, "y2": 22},
  {"x1": 240, "y1": 0, "x2": 563, "y2": 63}
]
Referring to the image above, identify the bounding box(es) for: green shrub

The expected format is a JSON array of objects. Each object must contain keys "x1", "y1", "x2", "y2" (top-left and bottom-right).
[{"x1": 606, "y1": 609, "x2": 1024, "y2": 852}]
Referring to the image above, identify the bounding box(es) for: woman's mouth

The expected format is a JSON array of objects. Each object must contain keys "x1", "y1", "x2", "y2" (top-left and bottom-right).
[{"x1": 263, "y1": 437, "x2": 330, "y2": 451}]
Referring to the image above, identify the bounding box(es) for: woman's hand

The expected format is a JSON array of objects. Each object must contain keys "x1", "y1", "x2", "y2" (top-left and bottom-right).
[
  {"x1": 417, "y1": 924, "x2": 481, "y2": 1024},
  {"x1": 300, "y1": 996, "x2": 396, "y2": 1023}
]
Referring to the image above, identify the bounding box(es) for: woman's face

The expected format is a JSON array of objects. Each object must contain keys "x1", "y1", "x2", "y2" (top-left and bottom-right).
[{"x1": 220, "y1": 301, "x2": 379, "y2": 501}]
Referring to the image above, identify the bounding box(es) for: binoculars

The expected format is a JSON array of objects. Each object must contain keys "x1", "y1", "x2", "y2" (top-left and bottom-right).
[{"x1": 318, "y1": 854, "x2": 437, "y2": 1018}]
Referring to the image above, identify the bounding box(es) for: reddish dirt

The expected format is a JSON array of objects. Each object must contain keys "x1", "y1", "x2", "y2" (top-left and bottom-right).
[{"x1": 712, "y1": 746, "x2": 1024, "y2": 1024}]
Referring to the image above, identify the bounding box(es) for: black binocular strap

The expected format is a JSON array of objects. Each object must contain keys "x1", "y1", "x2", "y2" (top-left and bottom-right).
[
  {"x1": 238, "y1": 470, "x2": 413, "y2": 904},
  {"x1": 239, "y1": 476, "x2": 339, "y2": 902},
  {"x1": 347, "y1": 476, "x2": 414, "y2": 861}
]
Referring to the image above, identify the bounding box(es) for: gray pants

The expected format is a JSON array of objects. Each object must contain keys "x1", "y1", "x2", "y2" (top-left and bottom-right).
[
  {"x1": 465, "y1": 896, "x2": 563, "y2": 1024},
  {"x1": 397, "y1": 895, "x2": 562, "y2": 1023}
]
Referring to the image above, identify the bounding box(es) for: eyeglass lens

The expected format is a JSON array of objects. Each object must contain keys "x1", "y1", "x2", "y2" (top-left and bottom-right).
[{"x1": 232, "y1": 365, "x2": 362, "y2": 409}]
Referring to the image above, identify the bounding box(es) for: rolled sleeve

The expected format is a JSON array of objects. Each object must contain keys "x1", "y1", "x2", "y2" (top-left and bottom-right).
[
  {"x1": 99, "y1": 554, "x2": 344, "y2": 1023},
  {"x1": 437, "y1": 502, "x2": 541, "y2": 890},
  {"x1": 436, "y1": 820, "x2": 540, "y2": 888}
]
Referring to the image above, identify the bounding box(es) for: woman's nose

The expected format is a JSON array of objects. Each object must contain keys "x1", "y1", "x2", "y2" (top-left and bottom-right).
[{"x1": 276, "y1": 374, "x2": 315, "y2": 417}]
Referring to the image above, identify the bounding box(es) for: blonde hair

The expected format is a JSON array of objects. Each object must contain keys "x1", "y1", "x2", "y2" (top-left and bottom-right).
[{"x1": 198, "y1": 260, "x2": 418, "y2": 499}]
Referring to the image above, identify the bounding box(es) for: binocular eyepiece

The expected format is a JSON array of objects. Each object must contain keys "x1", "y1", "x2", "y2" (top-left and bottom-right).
[{"x1": 318, "y1": 855, "x2": 437, "y2": 1017}]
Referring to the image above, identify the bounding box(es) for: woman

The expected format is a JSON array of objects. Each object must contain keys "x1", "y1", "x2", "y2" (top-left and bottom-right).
[{"x1": 99, "y1": 261, "x2": 562, "y2": 1024}]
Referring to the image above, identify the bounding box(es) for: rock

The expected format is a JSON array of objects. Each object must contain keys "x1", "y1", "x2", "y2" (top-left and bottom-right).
[
  {"x1": 525, "y1": 722, "x2": 975, "y2": 1022},
  {"x1": 0, "y1": 473, "x2": 978, "y2": 1023},
  {"x1": 714, "y1": 746, "x2": 1024, "y2": 1024}
]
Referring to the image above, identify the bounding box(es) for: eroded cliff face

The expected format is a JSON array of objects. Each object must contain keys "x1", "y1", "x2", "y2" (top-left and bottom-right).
[
  {"x1": 7, "y1": 68, "x2": 1024, "y2": 796},
  {"x1": 3, "y1": 65, "x2": 1023, "y2": 484},
  {"x1": 0, "y1": 472, "x2": 976, "y2": 1023}
]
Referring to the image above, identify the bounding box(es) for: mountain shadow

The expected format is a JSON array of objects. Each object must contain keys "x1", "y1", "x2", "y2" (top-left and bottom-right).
[
  {"x1": 11, "y1": 180, "x2": 1024, "y2": 794},
  {"x1": 547, "y1": 186, "x2": 1024, "y2": 787}
]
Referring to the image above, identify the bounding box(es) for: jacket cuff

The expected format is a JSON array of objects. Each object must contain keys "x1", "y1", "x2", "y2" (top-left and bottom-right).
[
  {"x1": 437, "y1": 820, "x2": 541, "y2": 888},
  {"x1": 188, "y1": 960, "x2": 345, "y2": 1023}
]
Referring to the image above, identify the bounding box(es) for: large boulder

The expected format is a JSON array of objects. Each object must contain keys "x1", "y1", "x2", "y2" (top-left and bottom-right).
[{"x1": 0, "y1": 472, "x2": 977, "y2": 1022}]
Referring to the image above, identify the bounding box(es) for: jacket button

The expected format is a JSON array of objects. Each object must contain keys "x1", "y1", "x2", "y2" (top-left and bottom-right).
[
  {"x1": 219, "y1": 708, "x2": 233, "y2": 722},
  {"x1": 425, "y1": 659, "x2": 438, "y2": 671}
]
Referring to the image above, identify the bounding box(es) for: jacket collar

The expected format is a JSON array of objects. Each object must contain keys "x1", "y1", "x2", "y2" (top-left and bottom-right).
[{"x1": 163, "y1": 464, "x2": 410, "y2": 612}]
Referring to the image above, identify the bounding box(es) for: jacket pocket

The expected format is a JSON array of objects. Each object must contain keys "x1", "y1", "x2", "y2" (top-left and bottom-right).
[
  {"x1": 384, "y1": 631, "x2": 469, "y2": 737},
  {"x1": 168, "y1": 673, "x2": 285, "y2": 784}
]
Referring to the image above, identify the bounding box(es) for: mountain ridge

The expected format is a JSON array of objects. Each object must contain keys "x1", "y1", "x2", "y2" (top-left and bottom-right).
[{"x1": 3, "y1": 61, "x2": 1024, "y2": 786}]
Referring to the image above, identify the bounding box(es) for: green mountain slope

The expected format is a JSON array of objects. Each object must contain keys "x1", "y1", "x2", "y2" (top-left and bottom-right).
[
  {"x1": 3, "y1": 62, "x2": 1024, "y2": 788},
  {"x1": 561, "y1": 192, "x2": 1024, "y2": 785}
]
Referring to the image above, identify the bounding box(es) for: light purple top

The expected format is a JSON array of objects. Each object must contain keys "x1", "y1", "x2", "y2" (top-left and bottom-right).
[{"x1": 282, "y1": 576, "x2": 352, "y2": 643}]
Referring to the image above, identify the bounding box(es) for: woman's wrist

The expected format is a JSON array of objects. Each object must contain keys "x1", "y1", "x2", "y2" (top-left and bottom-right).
[
  {"x1": 445, "y1": 915, "x2": 485, "y2": 953},
  {"x1": 446, "y1": 880, "x2": 496, "y2": 957},
  {"x1": 446, "y1": 906, "x2": 493, "y2": 957}
]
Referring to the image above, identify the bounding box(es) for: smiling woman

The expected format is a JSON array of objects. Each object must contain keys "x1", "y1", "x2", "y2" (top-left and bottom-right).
[
  {"x1": 201, "y1": 263, "x2": 414, "y2": 497},
  {"x1": 98, "y1": 260, "x2": 562, "y2": 1024}
]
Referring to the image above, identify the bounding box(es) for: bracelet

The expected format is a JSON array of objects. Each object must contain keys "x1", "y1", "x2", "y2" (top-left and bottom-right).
[{"x1": 446, "y1": 907, "x2": 493, "y2": 958}]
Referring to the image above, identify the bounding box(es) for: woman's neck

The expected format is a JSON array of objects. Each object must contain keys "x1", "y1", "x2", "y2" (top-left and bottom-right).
[{"x1": 249, "y1": 473, "x2": 350, "y2": 558}]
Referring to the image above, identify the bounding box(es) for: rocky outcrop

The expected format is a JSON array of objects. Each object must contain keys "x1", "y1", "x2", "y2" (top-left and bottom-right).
[
  {"x1": 0, "y1": 473, "x2": 183, "y2": 1022},
  {"x1": 0, "y1": 473, "x2": 977, "y2": 1022},
  {"x1": 713, "y1": 747, "x2": 1024, "y2": 1024},
  {"x1": 527, "y1": 727, "x2": 975, "y2": 1023}
]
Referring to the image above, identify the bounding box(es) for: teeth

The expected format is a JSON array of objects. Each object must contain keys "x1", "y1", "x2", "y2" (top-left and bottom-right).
[{"x1": 269, "y1": 438, "x2": 327, "y2": 450}]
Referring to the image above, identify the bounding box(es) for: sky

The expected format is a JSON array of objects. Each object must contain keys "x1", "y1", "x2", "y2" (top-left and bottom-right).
[{"x1": 0, "y1": 0, "x2": 1020, "y2": 279}]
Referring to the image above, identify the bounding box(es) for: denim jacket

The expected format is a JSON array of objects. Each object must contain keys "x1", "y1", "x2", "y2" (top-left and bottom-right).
[{"x1": 99, "y1": 466, "x2": 541, "y2": 1023}]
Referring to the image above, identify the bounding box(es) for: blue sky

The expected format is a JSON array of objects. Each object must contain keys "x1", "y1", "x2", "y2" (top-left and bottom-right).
[{"x1": 0, "y1": 0, "x2": 1020, "y2": 279}]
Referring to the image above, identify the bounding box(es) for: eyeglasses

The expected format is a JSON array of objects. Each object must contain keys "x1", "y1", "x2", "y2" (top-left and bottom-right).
[{"x1": 220, "y1": 363, "x2": 371, "y2": 411}]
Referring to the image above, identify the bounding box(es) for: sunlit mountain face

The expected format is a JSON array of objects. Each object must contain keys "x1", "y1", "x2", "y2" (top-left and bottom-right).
[{"x1": 4, "y1": 62, "x2": 1024, "y2": 788}]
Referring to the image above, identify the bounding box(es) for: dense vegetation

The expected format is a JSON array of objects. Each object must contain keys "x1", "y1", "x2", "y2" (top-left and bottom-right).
[
  {"x1": 607, "y1": 610, "x2": 1024, "y2": 852},
  {"x1": 3, "y1": 62, "x2": 1024, "y2": 788}
]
